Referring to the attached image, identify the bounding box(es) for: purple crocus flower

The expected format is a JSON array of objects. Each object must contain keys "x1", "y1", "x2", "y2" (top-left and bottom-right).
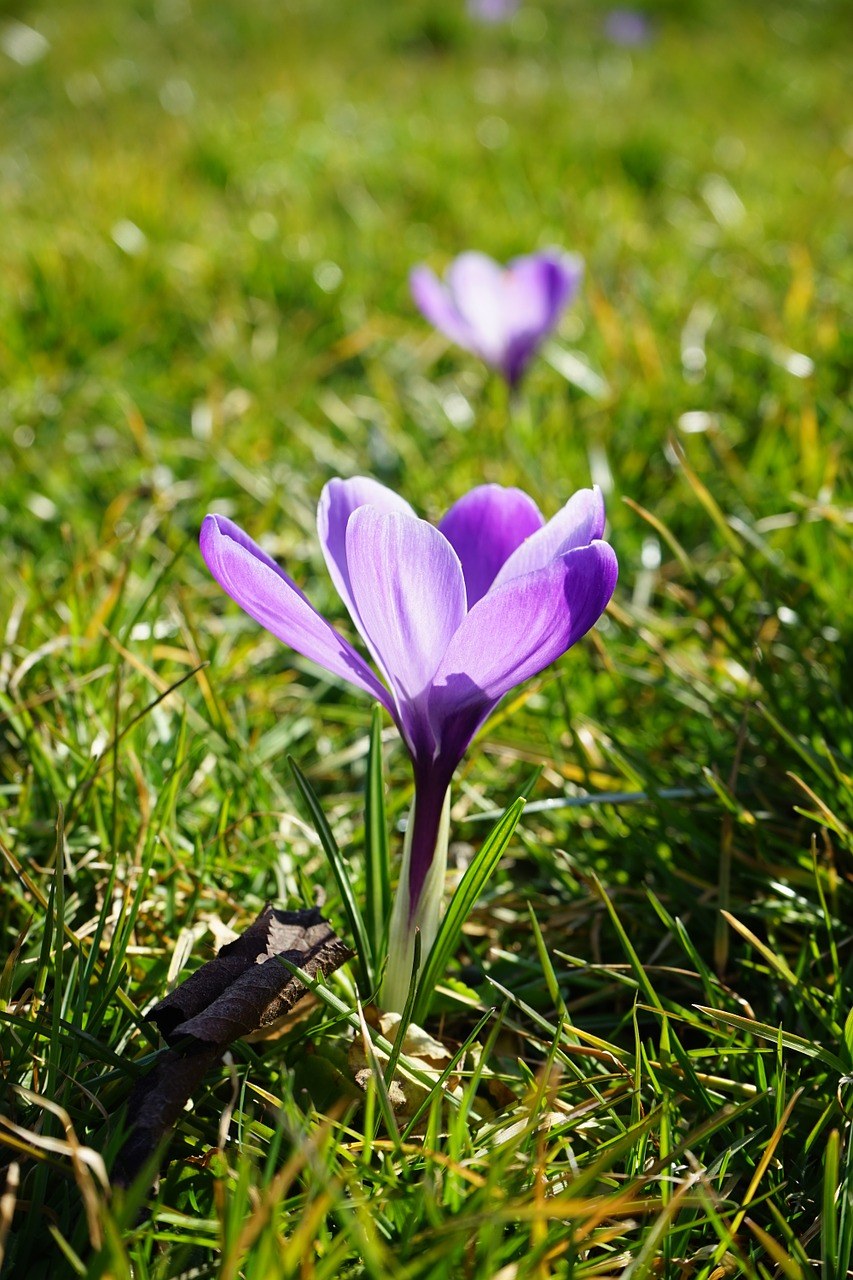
[
  {"x1": 604, "y1": 9, "x2": 652, "y2": 46},
  {"x1": 201, "y1": 478, "x2": 616, "y2": 1007},
  {"x1": 466, "y1": 0, "x2": 520, "y2": 22},
  {"x1": 410, "y1": 250, "x2": 583, "y2": 389}
]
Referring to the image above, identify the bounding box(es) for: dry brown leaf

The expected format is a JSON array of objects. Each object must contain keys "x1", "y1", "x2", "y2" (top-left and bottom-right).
[{"x1": 114, "y1": 905, "x2": 351, "y2": 1187}]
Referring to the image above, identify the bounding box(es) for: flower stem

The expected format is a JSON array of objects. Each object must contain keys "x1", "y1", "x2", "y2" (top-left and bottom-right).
[{"x1": 380, "y1": 786, "x2": 450, "y2": 1012}]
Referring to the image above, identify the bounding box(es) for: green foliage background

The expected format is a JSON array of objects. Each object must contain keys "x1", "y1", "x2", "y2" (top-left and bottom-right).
[{"x1": 0, "y1": 1, "x2": 851, "y2": 1276}]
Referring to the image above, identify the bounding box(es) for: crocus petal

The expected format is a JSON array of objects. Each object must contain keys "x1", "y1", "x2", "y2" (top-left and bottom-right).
[
  {"x1": 444, "y1": 251, "x2": 510, "y2": 365},
  {"x1": 491, "y1": 486, "x2": 606, "y2": 588},
  {"x1": 410, "y1": 266, "x2": 478, "y2": 353},
  {"x1": 509, "y1": 251, "x2": 583, "y2": 325},
  {"x1": 345, "y1": 507, "x2": 467, "y2": 759},
  {"x1": 502, "y1": 252, "x2": 584, "y2": 384},
  {"x1": 438, "y1": 484, "x2": 544, "y2": 608},
  {"x1": 467, "y1": 0, "x2": 520, "y2": 21},
  {"x1": 200, "y1": 514, "x2": 394, "y2": 713},
  {"x1": 605, "y1": 9, "x2": 652, "y2": 46},
  {"x1": 317, "y1": 477, "x2": 415, "y2": 636},
  {"x1": 429, "y1": 540, "x2": 618, "y2": 765}
]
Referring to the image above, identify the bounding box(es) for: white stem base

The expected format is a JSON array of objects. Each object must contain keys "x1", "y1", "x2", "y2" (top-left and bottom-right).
[{"x1": 380, "y1": 789, "x2": 450, "y2": 1013}]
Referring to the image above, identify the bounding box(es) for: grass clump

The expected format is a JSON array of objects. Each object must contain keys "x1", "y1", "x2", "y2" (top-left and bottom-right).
[{"x1": 0, "y1": 0, "x2": 851, "y2": 1275}]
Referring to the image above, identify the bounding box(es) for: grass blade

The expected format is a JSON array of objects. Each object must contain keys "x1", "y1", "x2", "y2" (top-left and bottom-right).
[
  {"x1": 364, "y1": 706, "x2": 390, "y2": 970},
  {"x1": 823, "y1": 1128, "x2": 840, "y2": 1280},
  {"x1": 356, "y1": 999, "x2": 401, "y2": 1148},
  {"x1": 288, "y1": 756, "x2": 373, "y2": 996},
  {"x1": 834, "y1": 1119, "x2": 853, "y2": 1280},
  {"x1": 591, "y1": 873, "x2": 663, "y2": 1013},
  {"x1": 721, "y1": 909, "x2": 841, "y2": 1036},
  {"x1": 696, "y1": 1007, "x2": 847, "y2": 1074}
]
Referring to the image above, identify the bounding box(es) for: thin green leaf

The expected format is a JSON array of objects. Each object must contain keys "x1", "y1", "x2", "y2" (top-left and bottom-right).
[
  {"x1": 823, "y1": 1129, "x2": 840, "y2": 1280},
  {"x1": 356, "y1": 999, "x2": 401, "y2": 1148},
  {"x1": 527, "y1": 903, "x2": 567, "y2": 1018},
  {"x1": 838, "y1": 1117, "x2": 853, "y2": 1280},
  {"x1": 592, "y1": 874, "x2": 664, "y2": 1013},
  {"x1": 696, "y1": 1007, "x2": 847, "y2": 1074},
  {"x1": 721, "y1": 909, "x2": 841, "y2": 1036},
  {"x1": 288, "y1": 756, "x2": 372, "y2": 996},
  {"x1": 364, "y1": 705, "x2": 390, "y2": 969}
]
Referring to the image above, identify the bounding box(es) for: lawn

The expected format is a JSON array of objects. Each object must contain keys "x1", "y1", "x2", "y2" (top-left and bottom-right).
[{"x1": 1, "y1": 0, "x2": 851, "y2": 1276}]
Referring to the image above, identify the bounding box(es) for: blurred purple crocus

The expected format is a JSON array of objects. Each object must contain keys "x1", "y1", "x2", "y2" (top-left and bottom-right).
[
  {"x1": 467, "y1": 0, "x2": 520, "y2": 22},
  {"x1": 201, "y1": 478, "x2": 616, "y2": 1008},
  {"x1": 604, "y1": 9, "x2": 652, "y2": 46},
  {"x1": 410, "y1": 249, "x2": 583, "y2": 389}
]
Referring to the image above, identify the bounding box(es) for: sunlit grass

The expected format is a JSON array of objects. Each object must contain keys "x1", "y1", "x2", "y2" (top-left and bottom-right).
[{"x1": 0, "y1": 0, "x2": 851, "y2": 1275}]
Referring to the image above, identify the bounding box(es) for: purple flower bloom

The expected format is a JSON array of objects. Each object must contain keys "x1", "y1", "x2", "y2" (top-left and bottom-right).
[
  {"x1": 467, "y1": 0, "x2": 520, "y2": 22},
  {"x1": 604, "y1": 9, "x2": 652, "y2": 46},
  {"x1": 410, "y1": 250, "x2": 583, "y2": 388},
  {"x1": 201, "y1": 478, "x2": 616, "y2": 1006}
]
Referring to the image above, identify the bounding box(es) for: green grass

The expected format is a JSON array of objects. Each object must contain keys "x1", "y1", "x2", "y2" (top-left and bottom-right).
[{"x1": 1, "y1": 0, "x2": 851, "y2": 1275}]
